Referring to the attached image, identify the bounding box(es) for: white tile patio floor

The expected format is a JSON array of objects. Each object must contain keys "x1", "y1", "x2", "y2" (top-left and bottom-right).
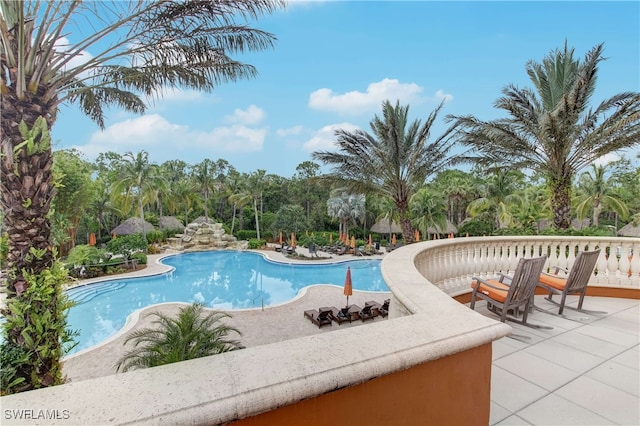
[{"x1": 481, "y1": 295, "x2": 640, "y2": 425}]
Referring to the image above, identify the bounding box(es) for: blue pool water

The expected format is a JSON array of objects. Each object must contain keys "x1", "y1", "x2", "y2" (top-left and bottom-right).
[{"x1": 66, "y1": 251, "x2": 387, "y2": 354}]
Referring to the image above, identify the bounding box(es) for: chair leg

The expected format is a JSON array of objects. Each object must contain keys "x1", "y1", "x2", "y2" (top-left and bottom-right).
[
  {"x1": 558, "y1": 292, "x2": 568, "y2": 315},
  {"x1": 577, "y1": 289, "x2": 586, "y2": 310}
]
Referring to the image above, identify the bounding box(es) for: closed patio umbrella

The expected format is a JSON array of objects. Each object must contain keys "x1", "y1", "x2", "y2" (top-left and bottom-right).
[
  {"x1": 291, "y1": 232, "x2": 296, "y2": 248},
  {"x1": 89, "y1": 233, "x2": 96, "y2": 246},
  {"x1": 392, "y1": 234, "x2": 396, "y2": 245},
  {"x1": 343, "y1": 267, "x2": 353, "y2": 308}
]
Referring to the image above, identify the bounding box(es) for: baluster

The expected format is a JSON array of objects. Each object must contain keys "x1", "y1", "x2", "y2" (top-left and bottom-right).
[
  {"x1": 548, "y1": 240, "x2": 561, "y2": 271},
  {"x1": 464, "y1": 243, "x2": 475, "y2": 283},
  {"x1": 629, "y1": 241, "x2": 640, "y2": 288},
  {"x1": 608, "y1": 241, "x2": 621, "y2": 285},
  {"x1": 618, "y1": 242, "x2": 632, "y2": 287},
  {"x1": 489, "y1": 242, "x2": 500, "y2": 276},
  {"x1": 538, "y1": 240, "x2": 551, "y2": 273},
  {"x1": 507, "y1": 240, "x2": 518, "y2": 272},
  {"x1": 566, "y1": 242, "x2": 577, "y2": 270},
  {"x1": 498, "y1": 241, "x2": 508, "y2": 274},
  {"x1": 596, "y1": 242, "x2": 610, "y2": 286}
]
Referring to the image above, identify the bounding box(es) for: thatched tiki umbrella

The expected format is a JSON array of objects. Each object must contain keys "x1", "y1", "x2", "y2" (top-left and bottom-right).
[
  {"x1": 111, "y1": 217, "x2": 156, "y2": 236},
  {"x1": 617, "y1": 222, "x2": 640, "y2": 237},
  {"x1": 371, "y1": 218, "x2": 401, "y2": 235}
]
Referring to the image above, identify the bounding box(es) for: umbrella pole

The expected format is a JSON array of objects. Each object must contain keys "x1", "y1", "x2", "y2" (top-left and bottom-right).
[{"x1": 346, "y1": 295, "x2": 349, "y2": 309}]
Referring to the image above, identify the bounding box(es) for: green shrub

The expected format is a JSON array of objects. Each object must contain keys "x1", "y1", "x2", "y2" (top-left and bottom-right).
[
  {"x1": 130, "y1": 252, "x2": 148, "y2": 265},
  {"x1": 1, "y1": 255, "x2": 77, "y2": 395},
  {"x1": 145, "y1": 230, "x2": 164, "y2": 244},
  {"x1": 248, "y1": 238, "x2": 266, "y2": 249},
  {"x1": 106, "y1": 234, "x2": 147, "y2": 260},
  {"x1": 65, "y1": 244, "x2": 106, "y2": 266},
  {"x1": 237, "y1": 230, "x2": 258, "y2": 240}
]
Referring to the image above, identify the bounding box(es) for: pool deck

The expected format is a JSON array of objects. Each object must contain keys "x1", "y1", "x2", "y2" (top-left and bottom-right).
[
  {"x1": 61, "y1": 247, "x2": 639, "y2": 425},
  {"x1": 62, "y1": 246, "x2": 391, "y2": 382}
]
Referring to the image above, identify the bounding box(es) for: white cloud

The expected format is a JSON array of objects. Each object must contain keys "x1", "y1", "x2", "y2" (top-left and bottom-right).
[
  {"x1": 224, "y1": 105, "x2": 265, "y2": 125},
  {"x1": 592, "y1": 153, "x2": 621, "y2": 167},
  {"x1": 54, "y1": 36, "x2": 93, "y2": 73},
  {"x1": 78, "y1": 114, "x2": 267, "y2": 162},
  {"x1": 197, "y1": 125, "x2": 267, "y2": 152},
  {"x1": 89, "y1": 114, "x2": 186, "y2": 146},
  {"x1": 302, "y1": 122, "x2": 360, "y2": 152},
  {"x1": 308, "y1": 78, "x2": 424, "y2": 115},
  {"x1": 155, "y1": 88, "x2": 206, "y2": 103},
  {"x1": 433, "y1": 89, "x2": 454, "y2": 103},
  {"x1": 276, "y1": 125, "x2": 304, "y2": 137}
]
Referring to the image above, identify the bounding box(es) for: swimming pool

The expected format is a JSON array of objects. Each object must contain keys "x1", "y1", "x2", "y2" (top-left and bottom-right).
[{"x1": 65, "y1": 251, "x2": 387, "y2": 354}]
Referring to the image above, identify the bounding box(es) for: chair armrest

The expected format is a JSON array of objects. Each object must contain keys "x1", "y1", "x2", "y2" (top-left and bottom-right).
[
  {"x1": 497, "y1": 273, "x2": 513, "y2": 284},
  {"x1": 549, "y1": 266, "x2": 568, "y2": 275},
  {"x1": 472, "y1": 276, "x2": 511, "y2": 290}
]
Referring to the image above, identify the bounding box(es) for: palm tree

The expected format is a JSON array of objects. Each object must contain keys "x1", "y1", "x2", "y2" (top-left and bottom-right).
[
  {"x1": 115, "y1": 304, "x2": 242, "y2": 372},
  {"x1": 467, "y1": 169, "x2": 524, "y2": 229},
  {"x1": 409, "y1": 188, "x2": 447, "y2": 240},
  {"x1": 575, "y1": 164, "x2": 629, "y2": 227},
  {"x1": 110, "y1": 151, "x2": 166, "y2": 241},
  {"x1": 451, "y1": 42, "x2": 640, "y2": 229},
  {"x1": 326, "y1": 188, "x2": 366, "y2": 238},
  {"x1": 313, "y1": 100, "x2": 463, "y2": 243},
  {"x1": 0, "y1": 0, "x2": 282, "y2": 392},
  {"x1": 171, "y1": 179, "x2": 199, "y2": 226},
  {"x1": 191, "y1": 159, "x2": 218, "y2": 220}
]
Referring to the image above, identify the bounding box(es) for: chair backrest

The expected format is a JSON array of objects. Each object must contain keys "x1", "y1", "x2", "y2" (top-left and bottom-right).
[
  {"x1": 505, "y1": 256, "x2": 547, "y2": 306},
  {"x1": 564, "y1": 249, "x2": 600, "y2": 293}
]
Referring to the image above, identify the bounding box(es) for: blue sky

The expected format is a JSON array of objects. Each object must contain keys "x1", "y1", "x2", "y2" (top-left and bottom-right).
[{"x1": 52, "y1": 1, "x2": 640, "y2": 177}]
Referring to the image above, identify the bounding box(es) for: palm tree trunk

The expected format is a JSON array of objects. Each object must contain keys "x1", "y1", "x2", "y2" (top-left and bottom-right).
[
  {"x1": 253, "y1": 199, "x2": 260, "y2": 239},
  {"x1": 551, "y1": 179, "x2": 572, "y2": 229},
  {"x1": 592, "y1": 203, "x2": 601, "y2": 227},
  {"x1": 231, "y1": 205, "x2": 237, "y2": 234},
  {"x1": 1, "y1": 115, "x2": 56, "y2": 295},
  {"x1": 1, "y1": 106, "x2": 61, "y2": 392},
  {"x1": 138, "y1": 193, "x2": 146, "y2": 242}
]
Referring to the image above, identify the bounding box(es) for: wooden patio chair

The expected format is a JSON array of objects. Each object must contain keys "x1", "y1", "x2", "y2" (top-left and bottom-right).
[
  {"x1": 303, "y1": 307, "x2": 332, "y2": 328},
  {"x1": 470, "y1": 256, "x2": 548, "y2": 328},
  {"x1": 538, "y1": 249, "x2": 603, "y2": 315}
]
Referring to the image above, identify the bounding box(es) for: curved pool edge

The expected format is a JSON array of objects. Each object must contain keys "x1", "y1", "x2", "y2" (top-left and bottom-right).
[{"x1": 63, "y1": 249, "x2": 388, "y2": 360}]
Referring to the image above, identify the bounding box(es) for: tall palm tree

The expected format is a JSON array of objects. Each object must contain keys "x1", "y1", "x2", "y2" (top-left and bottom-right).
[
  {"x1": 0, "y1": 0, "x2": 282, "y2": 392},
  {"x1": 191, "y1": 159, "x2": 218, "y2": 220},
  {"x1": 313, "y1": 100, "x2": 463, "y2": 243},
  {"x1": 110, "y1": 151, "x2": 166, "y2": 241},
  {"x1": 409, "y1": 188, "x2": 447, "y2": 240},
  {"x1": 171, "y1": 178, "x2": 199, "y2": 226},
  {"x1": 575, "y1": 164, "x2": 628, "y2": 227},
  {"x1": 467, "y1": 169, "x2": 524, "y2": 229},
  {"x1": 451, "y1": 42, "x2": 640, "y2": 229},
  {"x1": 326, "y1": 188, "x2": 366, "y2": 238},
  {"x1": 115, "y1": 304, "x2": 242, "y2": 372}
]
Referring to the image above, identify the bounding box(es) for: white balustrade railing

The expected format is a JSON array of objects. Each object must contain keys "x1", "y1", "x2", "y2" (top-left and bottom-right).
[{"x1": 413, "y1": 236, "x2": 640, "y2": 297}]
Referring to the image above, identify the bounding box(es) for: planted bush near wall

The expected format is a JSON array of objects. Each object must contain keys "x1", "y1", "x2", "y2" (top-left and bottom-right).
[
  {"x1": 0, "y1": 257, "x2": 76, "y2": 395},
  {"x1": 248, "y1": 238, "x2": 266, "y2": 249},
  {"x1": 237, "y1": 230, "x2": 257, "y2": 241}
]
